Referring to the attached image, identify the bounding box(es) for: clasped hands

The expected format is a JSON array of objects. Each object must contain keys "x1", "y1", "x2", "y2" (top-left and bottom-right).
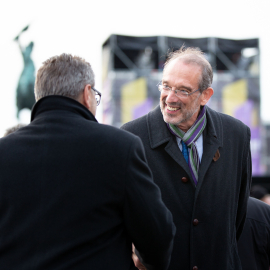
[{"x1": 132, "y1": 244, "x2": 147, "y2": 270}]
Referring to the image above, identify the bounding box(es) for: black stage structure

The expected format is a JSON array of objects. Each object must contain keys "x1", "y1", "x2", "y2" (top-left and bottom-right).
[{"x1": 102, "y1": 34, "x2": 270, "y2": 185}]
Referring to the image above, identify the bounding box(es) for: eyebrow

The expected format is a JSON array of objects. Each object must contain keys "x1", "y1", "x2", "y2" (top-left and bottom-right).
[{"x1": 162, "y1": 80, "x2": 193, "y2": 91}]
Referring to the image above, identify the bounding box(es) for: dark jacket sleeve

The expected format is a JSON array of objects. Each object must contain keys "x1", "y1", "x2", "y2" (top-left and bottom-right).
[
  {"x1": 123, "y1": 136, "x2": 176, "y2": 270},
  {"x1": 236, "y1": 127, "x2": 252, "y2": 241}
]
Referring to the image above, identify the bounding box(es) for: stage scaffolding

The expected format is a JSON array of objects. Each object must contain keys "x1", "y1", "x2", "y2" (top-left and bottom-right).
[{"x1": 102, "y1": 35, "x2": 262, "y2": 175}]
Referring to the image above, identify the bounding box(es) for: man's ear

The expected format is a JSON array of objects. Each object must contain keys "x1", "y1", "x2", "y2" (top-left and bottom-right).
[
  {"x1": 82, "y1": 84, "x2": 91, "y2": 109},
  {"x1": 200, "y1": 87, "x2": 214, "y2": 106}
]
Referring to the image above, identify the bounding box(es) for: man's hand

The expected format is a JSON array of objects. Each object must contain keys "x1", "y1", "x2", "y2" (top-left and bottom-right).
[{"x1": 132, "y1": 244, "x2": 147, "y2": 270}]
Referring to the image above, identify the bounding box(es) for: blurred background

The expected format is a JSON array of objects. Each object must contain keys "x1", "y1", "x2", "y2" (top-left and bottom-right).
[{"x1": 1, "y1": 0, "x2": 270, "y2": 180}]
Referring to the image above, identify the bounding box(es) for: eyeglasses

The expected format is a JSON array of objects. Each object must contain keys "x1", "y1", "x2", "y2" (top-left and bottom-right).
[
  {"x1": 92, "y1": 87, "x2": 102, "y2": 106},
  {"x1": 157, "y1": 83, "x2": 201, "y2": 98}
]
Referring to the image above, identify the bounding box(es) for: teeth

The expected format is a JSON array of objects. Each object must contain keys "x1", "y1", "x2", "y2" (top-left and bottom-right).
[{"x1": 167, "y1": 106, "x2": 179, "y2": 111}]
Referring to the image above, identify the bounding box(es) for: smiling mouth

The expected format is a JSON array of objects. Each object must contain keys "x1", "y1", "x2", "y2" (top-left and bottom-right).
[{"x1": 166, "y1": 105, "x2": 180, "y2": 112}]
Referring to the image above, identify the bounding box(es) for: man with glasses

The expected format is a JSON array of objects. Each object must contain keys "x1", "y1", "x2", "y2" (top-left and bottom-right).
[
  {"x1": 122, "y1": 47, "x2": 251, "y2": 270},
  {"x1": 0, "y1": 54, "x2": 175, "y2": 269}
]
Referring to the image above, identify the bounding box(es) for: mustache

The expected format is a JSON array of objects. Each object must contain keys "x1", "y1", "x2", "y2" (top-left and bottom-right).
[{"x1": 162, "y1": 98, "x2": 183, "y2": 108}]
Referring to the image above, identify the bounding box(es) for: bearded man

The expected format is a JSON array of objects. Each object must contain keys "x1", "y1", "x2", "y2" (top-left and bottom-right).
[{"x1": 121, "y1": 47, "x2": 252, "y2": 270}]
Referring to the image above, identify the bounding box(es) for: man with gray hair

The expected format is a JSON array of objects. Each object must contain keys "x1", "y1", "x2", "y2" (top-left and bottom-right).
[
  {"x1": 0, "y1": 53, "x2": 175, "y2": 269},
  {"x1": 122, "y1": 46, "x2": 252, "y2": 270}
]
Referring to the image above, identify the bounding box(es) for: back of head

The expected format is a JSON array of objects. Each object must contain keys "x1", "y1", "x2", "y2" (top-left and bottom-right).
[
  {"x1": 35, "y1": 53, "x2": 95, "y2": 101},
  {"x1": 164, "y1": 46, "x2": 213, "y2": 92}
]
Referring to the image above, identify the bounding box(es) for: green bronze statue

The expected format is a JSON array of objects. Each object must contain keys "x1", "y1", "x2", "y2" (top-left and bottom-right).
[{"x1": 14, "y1": 25, "x2": 36, "y2": 118}]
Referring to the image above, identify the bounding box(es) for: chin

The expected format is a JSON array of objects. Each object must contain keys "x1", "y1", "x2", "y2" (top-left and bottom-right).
[{"x1": 162, "y1": 111, "x2": 184, "y2": 126}]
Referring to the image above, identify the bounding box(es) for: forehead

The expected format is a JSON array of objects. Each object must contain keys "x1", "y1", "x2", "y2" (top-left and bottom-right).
[{"x1": 162, "y1": 58, "x2": 202, "y2": 88}]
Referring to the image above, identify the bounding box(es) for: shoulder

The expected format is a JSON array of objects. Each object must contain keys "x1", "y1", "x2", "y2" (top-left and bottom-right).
[
  {"x1": 121, "y1": 116, "x2": 149, "y2": 147},
  {"x1": 0, "y1": 125, "x2": 29, "y2": 148},
  {"x1": 95, "y1": 124, "x2": 146, "y2": 166},
  {"x1": 206, "y1": 106, "x2": 250, "y2": 139},
  {"x1": 246, "y1": 197, "x2": 270, "y2": 226},
  {"x1": 121, "y1": 113, "x2": 148, "y2": 134},
  {"x1": 121, "y1": 106, "x2": 164, "y2": 145},
  {"x1": 94, "y1": 122, "x2": 142, "y2": 145},
  {"x1": 121, "y1": 105, "x2": 161, "y2": 132}
]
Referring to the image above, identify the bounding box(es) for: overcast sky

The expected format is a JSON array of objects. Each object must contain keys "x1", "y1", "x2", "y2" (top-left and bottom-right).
[{"x1": 0, "y1": 0, "x2": 269, "y2": 136}]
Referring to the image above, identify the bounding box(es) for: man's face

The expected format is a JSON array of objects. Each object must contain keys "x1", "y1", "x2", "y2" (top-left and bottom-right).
[{"x1": 160, "y1": 59, "x2": 204, "y2": 131}]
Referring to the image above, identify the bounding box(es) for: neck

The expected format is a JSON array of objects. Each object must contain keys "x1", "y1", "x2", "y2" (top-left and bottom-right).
[{"x1": 177, "y1": 107, "x2": 201, "y2": 133}]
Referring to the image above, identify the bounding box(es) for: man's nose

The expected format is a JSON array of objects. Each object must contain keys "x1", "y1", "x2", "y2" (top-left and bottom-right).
[{"x1": 166, "y1": 89, "x2": 178, "y2": 103}]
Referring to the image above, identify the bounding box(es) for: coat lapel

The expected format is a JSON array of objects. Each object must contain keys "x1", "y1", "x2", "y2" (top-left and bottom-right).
[
  {"x1": 147, "y1": 106, "x2": 195, "y2": 187},
  {"x1": 164, "y1": 138, "x2": 194, "y2": 184},
  {"x1": 196, "y1": 106, "x2": 223, "y2": 193}
]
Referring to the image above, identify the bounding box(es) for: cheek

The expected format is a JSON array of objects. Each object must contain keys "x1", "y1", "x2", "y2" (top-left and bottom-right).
[{"x1": 160, "y1": 92, "x2": 167, "y2": 102}]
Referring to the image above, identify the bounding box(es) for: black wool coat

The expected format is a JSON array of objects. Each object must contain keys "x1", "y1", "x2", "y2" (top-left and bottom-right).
[
  {"x1": 121, "y1": 105, "x2": 252, "y2": 270},
  {"x1": 238, "y1": 197, "x2": 270, "y2": 270},
  {"x1": 0, "y1": 96, "x2": 175, "y2": 270}
]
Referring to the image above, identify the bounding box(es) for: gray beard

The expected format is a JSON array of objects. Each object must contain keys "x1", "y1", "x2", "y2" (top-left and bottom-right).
[
  {"x1": 162, "y1": 105, "x2": 200, "y2": 126},
  {"x1": 160, "y1": 95, "x2": 201, "y2": 126}
]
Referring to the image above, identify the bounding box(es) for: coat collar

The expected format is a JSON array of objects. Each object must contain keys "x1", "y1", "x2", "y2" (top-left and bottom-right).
[
  {"x1": 31, "y1": 95, "x2": 98, "y2": 123},
  {"x1": 197, "y1": 105, "x2": 223, "y2": 191},
  {"x1": 146, "y1": 105, "x2": 223, "y2": 188}
]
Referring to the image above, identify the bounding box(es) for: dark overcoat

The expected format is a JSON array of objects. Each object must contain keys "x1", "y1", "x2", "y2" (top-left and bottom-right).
[
  {"x1": 238, "y1": 197, "x2": 270, "y2": 270},
  {"x1": 0, "y1": 96, "x2": 175, "y2": 270},
  {"x1": 121, "y1": 105, "x2": 252, "y2": 270}
]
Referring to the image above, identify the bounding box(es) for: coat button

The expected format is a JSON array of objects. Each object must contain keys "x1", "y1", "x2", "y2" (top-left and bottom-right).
[
  {"x1": 193, "y1": 219, "x2": 199, "y2": 226},
  {"x1": 193, "y1": 266, "x2": 198, "y2": 270},
  {"x1": 181, "y1": 177, "x2": 189, "y2": 183}
]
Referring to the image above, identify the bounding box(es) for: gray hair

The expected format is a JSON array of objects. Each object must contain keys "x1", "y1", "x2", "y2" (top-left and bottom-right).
[
  {"x1": 35, "y1": 53, "x2": 95, "y2": 101},
  {"x1": 164, "y1": 46, "x2": 213, "y2": 92}
]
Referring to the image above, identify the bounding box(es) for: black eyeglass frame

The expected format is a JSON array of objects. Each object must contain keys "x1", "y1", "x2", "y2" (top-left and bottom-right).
[{"x1": 92, "y1": 87, "x2": 102, "y2": 106}]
